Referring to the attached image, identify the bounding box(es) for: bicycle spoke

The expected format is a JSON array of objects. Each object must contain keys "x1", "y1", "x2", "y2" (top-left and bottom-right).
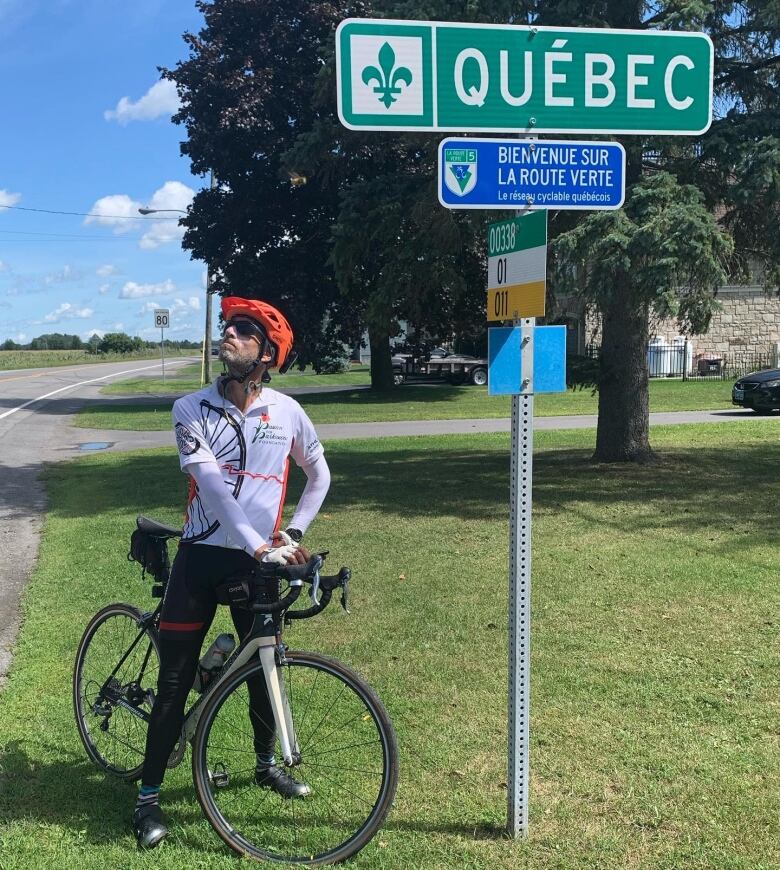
[
  {"x1": 75, "y1": 606, "x2": 160, "y2": 778},
  {"x1": 297, "y1": 680, "x2": 348, "y2": 755},
  {"x1": 303, "y1": 737, "x2": 382, "y2": 757},
  {"x1": 195, "y1": 653, "x2": 396, "y2": 864},
  {"x1": 302, "y1": 760, "x2": 383, "y2": 776}
]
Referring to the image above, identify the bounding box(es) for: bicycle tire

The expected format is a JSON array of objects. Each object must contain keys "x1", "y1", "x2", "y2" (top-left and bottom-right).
[
  {"x1": 73, "y1": 602, "x2": 160, "y2": 780},
  {"x1": 192, "y1": 650, "x2": 399, "y2": 865}
]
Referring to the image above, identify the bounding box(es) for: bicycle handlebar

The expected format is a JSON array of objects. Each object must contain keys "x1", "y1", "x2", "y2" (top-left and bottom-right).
[{"x1": 249, "y1": 555, "x2": 350, "y2": 618}]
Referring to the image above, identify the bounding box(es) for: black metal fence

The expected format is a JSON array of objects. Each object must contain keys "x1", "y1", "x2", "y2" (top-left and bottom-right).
[{"x1": 583, "y1": 344, "x2": 777, "y2": 381}]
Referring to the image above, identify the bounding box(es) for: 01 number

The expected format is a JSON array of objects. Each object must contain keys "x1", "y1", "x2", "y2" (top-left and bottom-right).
[{"x1": 495, "y1": 256, "x2": 508, "y2": 285}]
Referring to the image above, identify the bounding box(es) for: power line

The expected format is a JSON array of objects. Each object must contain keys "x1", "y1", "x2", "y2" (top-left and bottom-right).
[
  {"x1": 0, "y1": 227, "x2": 145, "y2": 239},
  {"x1": 0, "y1": 205, "x2": 181, "y2": 220}
]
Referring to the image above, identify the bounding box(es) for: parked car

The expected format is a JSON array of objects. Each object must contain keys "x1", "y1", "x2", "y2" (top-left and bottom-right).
[{"x1": 732, "y1": 367, "x2": 780, "y2": 413}]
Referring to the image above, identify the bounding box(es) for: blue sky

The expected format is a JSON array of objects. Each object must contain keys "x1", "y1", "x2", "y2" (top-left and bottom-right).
[{"x1": 0, "y1": 0, "x2": 208, "y2": 344}]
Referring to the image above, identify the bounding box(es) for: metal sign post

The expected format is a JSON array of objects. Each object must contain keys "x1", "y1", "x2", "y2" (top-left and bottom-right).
[
  {"x1": 507, "y1": 316, "x2": 535, "y2": 837},
  {"x1": 154, "y1": 309, "x2": 170, "y2": 384}
]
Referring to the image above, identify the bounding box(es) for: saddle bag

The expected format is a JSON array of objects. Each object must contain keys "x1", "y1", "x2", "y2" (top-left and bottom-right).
[
  {"x1": 128, "y1": 529, "x2": 170, "y2": 582},
  {"x1": 214, "y1": 577, "x2": 253, "y2": 606}
]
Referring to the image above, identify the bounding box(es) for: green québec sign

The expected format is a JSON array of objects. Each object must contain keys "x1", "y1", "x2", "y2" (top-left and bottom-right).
[{"x1": 336, "y1": 19, "x2": 713, "y2": 135}]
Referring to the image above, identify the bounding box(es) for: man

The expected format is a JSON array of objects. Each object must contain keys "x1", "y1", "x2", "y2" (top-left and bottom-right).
[{"x1": 133, "y1": 296, "x2": 331, "y2": 849}]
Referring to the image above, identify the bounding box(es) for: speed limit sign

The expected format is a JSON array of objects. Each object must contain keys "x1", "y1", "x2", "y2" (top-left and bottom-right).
[{"x1": 154, "y1": 309, "x2": 170, "y2": 329}]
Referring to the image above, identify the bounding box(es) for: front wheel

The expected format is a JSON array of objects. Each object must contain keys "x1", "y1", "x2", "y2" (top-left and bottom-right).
[
  {"x1": 73, "y1": 603, "x2": 160, "y2": 780},
  {"x1": 192, "y1": 651, "x2": 399, "y2": 865}
]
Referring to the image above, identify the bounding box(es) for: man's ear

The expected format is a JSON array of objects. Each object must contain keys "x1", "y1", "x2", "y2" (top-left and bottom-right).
[{"x1": 260, "y1": 342, "x2": 276, "y2": 364}]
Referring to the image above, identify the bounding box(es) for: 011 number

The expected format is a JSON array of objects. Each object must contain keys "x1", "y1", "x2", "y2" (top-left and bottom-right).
[{"x1": 493, "y1": 288, "x2": 509, "y2": 319}]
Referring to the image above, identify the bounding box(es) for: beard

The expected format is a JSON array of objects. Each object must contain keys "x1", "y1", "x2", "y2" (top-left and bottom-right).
[{"x1": 218, "y1": 339, "x2": 258, "y2": 376}]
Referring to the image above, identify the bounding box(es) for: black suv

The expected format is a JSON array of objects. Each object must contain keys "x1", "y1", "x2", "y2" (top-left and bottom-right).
[{"x1": 732, "y1": 367, "x2": 780, "y2": 414}]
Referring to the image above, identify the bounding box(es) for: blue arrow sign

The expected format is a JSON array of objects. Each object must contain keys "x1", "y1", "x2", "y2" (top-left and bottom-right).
[{"x1": 439, "y1": 138, "x2": 625, "y2": 210}]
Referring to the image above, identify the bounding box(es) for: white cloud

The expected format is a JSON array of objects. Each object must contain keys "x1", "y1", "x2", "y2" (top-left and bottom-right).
[
  {"x1": 0, "y1": 189, "x2": 21, "y2": 209},
  {"x1": 85, "y1": 181, "x2": 194, "y2": 248},
  {"x1": 96, "y1": 264, "x2": 119, "y2": 277},
  {"x1": 171, "y1": 296, "x2": 201, "y2": 315},
  {"x1": 113, "y1": 322, "x2": 125, "y2": 331},
  {"x1": 44, "y1": 264, "x2": 80, "y2": 285},
  {"x1": 119, "y1": 279, "x2": 176, "y2": 299},
  {"x1": 104, "y1": 79, "x2": 180, "y2": 124},
  {"x1": 0, "y1": 260, "x2": 8, "y2": 272},
  {"x1": 139, "y1": 181, "x2": 194, "y2": 249},
  {"x1": 84, "y1": 194, "x2": 142, "y2": 234},
  {"x1": 11, "y1": 332, "x2": 27, "y2": 343},
  {"x1": 139, "y1": 296, "x2": 199, "y2": 319},
  {"x1": 43, "y1": 302, "x2": 93, "y2": 323},
  {"x1": 99, "y1": 283, "x2": 111, "y2": 295}
]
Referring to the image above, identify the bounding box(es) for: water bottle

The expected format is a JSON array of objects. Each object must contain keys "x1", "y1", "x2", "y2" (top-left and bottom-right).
[{"x1": 193, "y1": 633, "x2": 235, "y2": 693}]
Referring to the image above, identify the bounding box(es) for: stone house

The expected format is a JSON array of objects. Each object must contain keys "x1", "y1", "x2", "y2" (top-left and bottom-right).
[{"x1": 551, "y1": 279, "x2": 780, "y2": 372}]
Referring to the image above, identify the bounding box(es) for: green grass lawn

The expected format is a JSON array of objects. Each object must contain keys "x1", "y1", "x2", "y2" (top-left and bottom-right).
[
  {"x1": 76, "y1": 378, "x2": 737, "y2": 431},
  {"x1": 99, "y1": 364, "x2": 372, "y2": 395},
  {"x1": 0, "y1": 349, "x2": 195, "y2": 371},
  {"x1": 1, "y1": 422, "x2": 778, "y2": 868}
]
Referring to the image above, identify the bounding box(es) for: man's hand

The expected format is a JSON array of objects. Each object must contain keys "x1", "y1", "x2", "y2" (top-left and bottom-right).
[
  {"x1": 261, "y1": 544, "x2": 299, "y2": 565},
  {"x1": 271, "y1": 531, "x2": 310, "y2": 565}
]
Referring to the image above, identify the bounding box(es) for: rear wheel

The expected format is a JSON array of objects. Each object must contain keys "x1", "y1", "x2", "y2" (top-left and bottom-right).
[
  {"x1": 193, "y1": 651, "x2": 398, "y2": 865},
  {"x1": 392, "y1": 368, "x2": 405, "y2": 386},
  {"x1": 470, "y1": 366, "x2": 487, "y2": 386},
  {"x1": 73, "y1": 603, "x2": 159, "y2": 780}
]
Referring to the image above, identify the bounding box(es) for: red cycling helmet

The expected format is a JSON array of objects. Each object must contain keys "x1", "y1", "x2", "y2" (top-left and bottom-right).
[{"x1": 221, "y1": 296, "x2": 295, "y2": 371}]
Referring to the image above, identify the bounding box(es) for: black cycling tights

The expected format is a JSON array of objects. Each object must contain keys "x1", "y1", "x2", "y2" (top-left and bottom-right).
[{"x1": 141, "y1": 542, "x2": 274, "y2": 788}]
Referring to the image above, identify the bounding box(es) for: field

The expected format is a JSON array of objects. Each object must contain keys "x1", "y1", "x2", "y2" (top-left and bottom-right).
[
  {"x1": 98, "y1": 363, "x2": 372, "y2": 395},
  {"x1": 75, "y1": 378, "x2": 737, "y2": 430},
  {"x1": 0, "y1": 422, "x2": 778, "y2": 868},
  {"x1": 0, "y1": 349, "x2": 195, "y2": 371}
]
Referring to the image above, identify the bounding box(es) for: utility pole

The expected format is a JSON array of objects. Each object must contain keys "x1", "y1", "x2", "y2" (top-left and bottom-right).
[{"x1": 203, "y1": 170, "x2": 216, "y2": 384}]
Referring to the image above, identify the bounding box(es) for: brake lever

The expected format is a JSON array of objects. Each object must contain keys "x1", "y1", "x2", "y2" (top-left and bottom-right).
[
  {"x1": 309, "y1": 568, "x2": 321, "y2": 606},
  {"x1": 339, "y1": 568, "x2": 351, "y2": 614}
]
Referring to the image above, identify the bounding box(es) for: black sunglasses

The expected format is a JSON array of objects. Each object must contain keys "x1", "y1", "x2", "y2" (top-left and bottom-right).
[{"x1": 224, "y1": 318, "x2": 265, "y2": 340}]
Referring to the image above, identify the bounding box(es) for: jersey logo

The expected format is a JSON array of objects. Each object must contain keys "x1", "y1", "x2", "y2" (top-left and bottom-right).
[
  {"x1": 252, "y1": 412, "x2": 271, "y2": 444},
  {"x1": 175, "y1": 423, "x2": 200, "y2": 456}
]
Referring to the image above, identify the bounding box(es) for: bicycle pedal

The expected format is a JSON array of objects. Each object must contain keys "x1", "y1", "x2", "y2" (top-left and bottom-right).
[{"x1": 209, "y1": 763, "x2": 230, "y2": 788}]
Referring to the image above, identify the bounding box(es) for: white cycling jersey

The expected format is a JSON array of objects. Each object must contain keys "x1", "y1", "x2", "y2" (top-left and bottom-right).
[{"x1": 172, "y1": 381, "x2": 325, "y2": 550}]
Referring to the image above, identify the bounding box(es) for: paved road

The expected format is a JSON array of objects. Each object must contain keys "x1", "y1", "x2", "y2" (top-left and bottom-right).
[
  {"x1": 0, "y1": 361, "x2": 776, "y2": 686},
  {"x1": 73, "y1": 405, "x2": 775, "y2": 450},
  {"x1": 0, "y1": 357, "x2": 198, "y2": 686}
]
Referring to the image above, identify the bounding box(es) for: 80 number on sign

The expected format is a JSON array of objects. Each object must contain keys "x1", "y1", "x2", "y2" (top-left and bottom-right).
[{"x1": 154, "y1": 311, "x2": 170, "y2": 329}]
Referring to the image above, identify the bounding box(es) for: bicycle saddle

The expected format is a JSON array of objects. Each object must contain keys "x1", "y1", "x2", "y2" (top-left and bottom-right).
[{"x1": 136, "y1": 515, "x2": 182, "y2": 538}]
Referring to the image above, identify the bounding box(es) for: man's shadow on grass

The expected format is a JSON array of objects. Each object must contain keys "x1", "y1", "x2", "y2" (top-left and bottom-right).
[{"x1": 0, "y1": 739, "x2": 227, "y2": 853}]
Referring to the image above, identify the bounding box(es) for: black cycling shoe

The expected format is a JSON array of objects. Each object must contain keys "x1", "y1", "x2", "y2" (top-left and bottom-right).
[
  {"x1": 132, "y1": 804, "x2": 168, "y2": 849},
  {"x1": 255, "y1": 764, "x2": 312, "y2": 799}
]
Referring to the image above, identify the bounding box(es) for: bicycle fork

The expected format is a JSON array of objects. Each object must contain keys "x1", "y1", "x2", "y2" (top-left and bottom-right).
[
  {"x1": 196, "y1": 633, "x2": 300, "y2": 768},
  {"x1": 258, "y1": 640, "x2": 300, "y2": 766}
]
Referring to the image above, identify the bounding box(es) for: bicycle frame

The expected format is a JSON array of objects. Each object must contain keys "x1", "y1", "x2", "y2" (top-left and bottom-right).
[
  {"x1": 99, "y1": 599, "x2": 301, "y2": 766},
  {"x1": 179, "y1": 609, "x2": 301, "y2": 766}
]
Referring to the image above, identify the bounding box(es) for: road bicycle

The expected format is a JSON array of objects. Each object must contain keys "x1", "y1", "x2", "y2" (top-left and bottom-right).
[{"x1": 72, "y1": 516, "x2": 399, "y2": 865}]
